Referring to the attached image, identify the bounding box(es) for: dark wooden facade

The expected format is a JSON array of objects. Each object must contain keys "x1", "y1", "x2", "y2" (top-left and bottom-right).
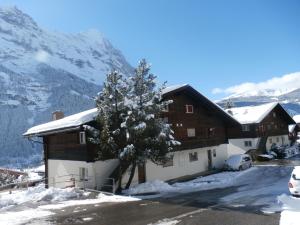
[
  {"x1": 43, "y1": 131, "x2": 97, "y2": 162},
  {"x1": 162, "y1": 85, "x2": 240, "y2": 150},
  {"x1": 227, "y1": 104, "x2": 294, "y2": 139}
]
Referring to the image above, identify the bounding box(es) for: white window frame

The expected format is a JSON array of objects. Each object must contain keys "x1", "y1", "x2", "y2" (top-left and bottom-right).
[
  {"x1": 79, "y1": 131, "x2": 86, "y2": 144},
  {"x1": 185, "y1": 105, "x2": 194, "y2": 114},
  {"x1": 79, "y1": 167, "x2": 88, "y2": 181},
  {"x1": 187, "y1": 128, "x2": 196, "y2": 137}
]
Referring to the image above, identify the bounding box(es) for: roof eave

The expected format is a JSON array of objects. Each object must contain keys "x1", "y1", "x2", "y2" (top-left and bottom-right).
[{"x1": 23, "y1": 126, "x2": 81, "y2": 138}]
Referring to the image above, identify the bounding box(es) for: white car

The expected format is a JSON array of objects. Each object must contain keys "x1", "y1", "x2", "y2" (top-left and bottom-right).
[
  {"x1": 224, "y1": 154, "x2": 252, "y2": 171},
  {"x1": 288, "y1": 166, "x2": 300, "y2": 196}
]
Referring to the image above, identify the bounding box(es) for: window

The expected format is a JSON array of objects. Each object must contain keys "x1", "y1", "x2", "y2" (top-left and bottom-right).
[
  {"x1": 186, "y1": 105, "x2": 194, "y2": 113},
  {"x1": 187, "y1": 128, "x2": 196, "y2": 137},
  {"x1": 244, "y1": 140, "x2": 252, "y2": 147},
  {"x1": 79, "y1": 167, "x2": 88, "y2": 181},
  {"x1": 242, "y1": 125, "x2": 250, "y2": 132},
  {"x1": 213, "y1": 149, "x2": 216, "y2": 157},
  {"x1": 189, "y1": 152, "x2": 198, "y2": 162},
  {"x1": 274, "y1": 124, "x2": 278, "y2": 129},
  {"x1": 163, "y1": 155, "x2": 174, "y2": 167},
  {"x1": 79, "y1": 132, "x2": 86, "y2": 144},
  {"x1": 208, "y1": 128, "x2": 215, "y2": 137},
  {"x1": 276, "y1": 137, "x2": 280, "y2": 142},
  {"x1": 273, "y1": 112, "x2": 276, "y2": 118},
  {"x1": 269, "y1": 138, "x2": 272, "y2": 144},
  {"x1": 267, "y1": 124, "x2": 272, "y2": 130}
]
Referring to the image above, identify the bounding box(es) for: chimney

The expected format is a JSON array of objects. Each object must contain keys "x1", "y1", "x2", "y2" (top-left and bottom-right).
[{"x1": 52, "y1": 110, "x2": 64, "y2": 121}]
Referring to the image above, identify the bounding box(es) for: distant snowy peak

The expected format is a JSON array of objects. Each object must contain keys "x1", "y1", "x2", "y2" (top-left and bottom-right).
[
  {"x1": 224, "y1": 88, "x2": 297, "y2": 100},
  {"x1": 0, "y1": 6, "x2": 133, "y2": 85}
]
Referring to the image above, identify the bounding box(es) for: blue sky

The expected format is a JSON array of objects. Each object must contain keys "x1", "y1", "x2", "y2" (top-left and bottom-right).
[{"x1": 2, "y1": 0, "x2": 300, "y2": 99}]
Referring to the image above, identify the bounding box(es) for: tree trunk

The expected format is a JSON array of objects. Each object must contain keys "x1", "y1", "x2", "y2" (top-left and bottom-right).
[
  {"x1": 117, "y1": 160, "x2": 123, "y2": 192},
  {"x1": 125, "y1": 162, "x2": 136, "y2": 189}
]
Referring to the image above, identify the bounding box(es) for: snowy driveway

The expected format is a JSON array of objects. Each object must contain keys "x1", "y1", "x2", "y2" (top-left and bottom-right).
[
  {"x1": 25, "y1": 165, "x2": 291, "y2": 225},
  {"x1": 0, "y1": 164, "x2": 297, "y2": 225}
]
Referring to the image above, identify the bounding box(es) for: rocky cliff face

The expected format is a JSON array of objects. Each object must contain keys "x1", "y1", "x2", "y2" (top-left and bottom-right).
[{"x1": 0, "y1": 6, "x2": 132, "y2": 167}]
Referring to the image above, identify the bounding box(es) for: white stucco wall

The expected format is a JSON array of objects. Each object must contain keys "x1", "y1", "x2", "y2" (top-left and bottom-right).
[
  {"x1": 48, "y1": 159, "x2": 118, "y2": 189},
  {"x1": 122, "y1": 144, "x2": 228, "y2": 186},
  {"x1": 228, "y1": 135, "x2": 290, "y2": 156},
  {"x1": 266, "y1": 135, "x2": 289, "y2": 150},
  {"x1": 227, "y1": 138, "x2": 260, "y2": 156}
]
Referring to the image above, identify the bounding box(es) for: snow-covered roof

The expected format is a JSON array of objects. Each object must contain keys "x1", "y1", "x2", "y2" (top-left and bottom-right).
[
  {"x1": 162, "y1": 84, "x2": 188, "y2": 95},
  {"x1": 293, "y1": 115, "x2": 300, "y2": 124},
  {"x1": 289, "y1": 124, "x2": 297, "y2": 133},
  {"x1": 225, "y1": 102, "x2": 278, "y2": 124},
  {"x1": 24, "y1": 108, "x2": 98, "y2": 136}
]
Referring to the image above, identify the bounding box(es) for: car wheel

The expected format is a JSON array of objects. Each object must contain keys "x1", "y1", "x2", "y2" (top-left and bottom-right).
[
  {"x1": 249, "y1": 163, "x2": 252, "y2": 168},
  {"x1": 239, "y1": 166, "x2": 243, "y2": 171}
]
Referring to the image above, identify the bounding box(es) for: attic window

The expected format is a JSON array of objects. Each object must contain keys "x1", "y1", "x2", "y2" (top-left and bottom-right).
[
  {"x1": 242, "y1": 125, "x2": 250, "y2": 132},
  {"x1": 186, "y1": 105, "x2": 194, "y2": 113},
  {"x1": 187, "y1": 128, "x2": 196, "y2": 137},
  {"x1": 273, "y1": 112, "x2": 276, "y2": 118},
  {"x1": 79, "y1": 132, "x2": 86, "y2": 144}
]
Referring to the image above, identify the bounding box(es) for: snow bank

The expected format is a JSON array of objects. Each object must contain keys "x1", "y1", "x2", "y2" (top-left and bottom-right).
[
  {"x1": 40, "y1": 192, "x2": 140, "y2": 210},
  {"x1": 0, "y1": 184, "x2": 80, "y2": 209},
  {"x1": 0, "y1": 191, "x2": 139, "y2": 225},
  {"x1": 124, "y1": 180, "x2": 177, "y2": 195},
  {"x1": 0, "y1": 208, "x2": 54, "y2": 225},
  {"x1": 149, "y1": 218, "x2": 180, "y2": 225},
  {"x1": 278, "y1": 194, "x2": 300, "y2": 225},
  {"x1": 125, "y1": 168, "x2": 257, "y2": 195}
]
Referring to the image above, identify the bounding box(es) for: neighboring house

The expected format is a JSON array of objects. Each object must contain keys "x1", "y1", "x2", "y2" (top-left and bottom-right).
[
  {"x1": 226, "y1": 102, "x2": 295, "y2": 156},
  {"x1": 290, "y1": 115, "x2": 300, "y2": 143},
  {"x1": 23, "y1": 84, "x2": 240, "y2": 190}
]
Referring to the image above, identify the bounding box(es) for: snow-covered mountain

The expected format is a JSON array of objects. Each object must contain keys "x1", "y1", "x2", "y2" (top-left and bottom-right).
[
  {"x1": 0, "y1": 6, "x2": 133, "y2": 167},
  {"x1": 218, "y1": 88, "x2": 300, "y2": 116}
]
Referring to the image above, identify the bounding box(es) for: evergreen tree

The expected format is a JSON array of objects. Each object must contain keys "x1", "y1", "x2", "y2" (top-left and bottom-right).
[
  {"x1": 95, "y1": 71, "x2": 128, "y2": 160},
  {"x1": 120, "y1": 59, "x2": 179, "y2": 188}
]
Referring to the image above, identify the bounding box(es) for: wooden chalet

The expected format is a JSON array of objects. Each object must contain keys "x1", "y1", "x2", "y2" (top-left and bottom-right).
[
  {"x1": 23, "y1": 84, "x2": 240, "y2": 190},
  {"x1": 225, "y1": 102, "x2": 296, "y2": 155}
]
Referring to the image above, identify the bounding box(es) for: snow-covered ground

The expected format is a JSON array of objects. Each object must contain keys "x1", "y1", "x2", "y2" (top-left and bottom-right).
[
  {"x1": 0, "y1": 185, "x2": 139, "y2": 225},
  {"x1": 278, "y1": 194, "x2": 300, "y2": 225}
]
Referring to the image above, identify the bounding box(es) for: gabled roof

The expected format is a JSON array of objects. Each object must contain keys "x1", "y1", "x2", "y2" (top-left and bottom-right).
[
  {"x1": 23, "y1": 108, "x2": 98, "y2": 137},
  {"x1": 24, "y1": 84, "x2": 241, "y2": 137},
  {"x1": 225, "y1": 102, "x2": 295, "y2": 125},
  {"x1": 162, "y1": 84, "x2": 240, "y2": 127}
]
